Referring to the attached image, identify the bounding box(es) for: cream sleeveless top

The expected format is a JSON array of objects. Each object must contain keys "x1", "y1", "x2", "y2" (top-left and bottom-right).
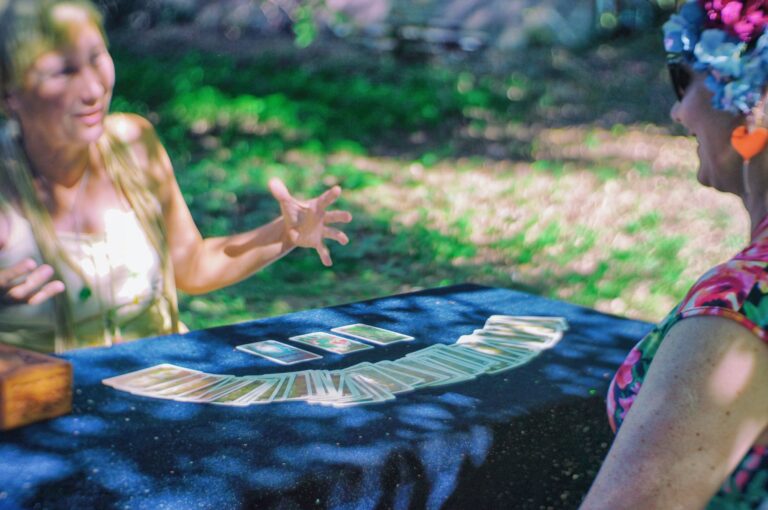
[{"x1": 0, "y1": 203, "x2": 174, "y2": 352}]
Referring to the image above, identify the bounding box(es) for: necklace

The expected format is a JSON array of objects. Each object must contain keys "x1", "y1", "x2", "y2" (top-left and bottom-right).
[
  {"x1": 67, "y1": 168, "x2": 122, "y2": 344},
  {"x1": 70, "y1": 169, "x2": 93, "y2": 302},
  {"x1": 35, "y1": 165, "x2": 93, "y2": 301}
]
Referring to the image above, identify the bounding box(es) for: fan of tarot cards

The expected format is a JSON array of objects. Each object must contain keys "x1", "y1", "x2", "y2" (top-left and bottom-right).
[{"x1": 102, "y1": 316, "x2": 568, "y2": 407}]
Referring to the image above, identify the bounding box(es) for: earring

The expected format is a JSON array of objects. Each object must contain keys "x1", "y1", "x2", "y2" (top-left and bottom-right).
[
  {"x1": 731, "y1": 122, "x2": 768, "y2": 162},
  {"x1": 731, "y1": 112, "x2": 768, "y2": 197}
]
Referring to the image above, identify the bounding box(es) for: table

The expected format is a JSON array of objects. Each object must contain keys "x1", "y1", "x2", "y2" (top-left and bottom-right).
[{"x1": 0, "y1": 284, "x2": 652, "y2": 510}]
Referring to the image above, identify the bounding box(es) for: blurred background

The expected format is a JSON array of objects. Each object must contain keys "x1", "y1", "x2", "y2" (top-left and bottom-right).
[{"x1": 95, "y1": 0, "x2": 745, "y2": 330}]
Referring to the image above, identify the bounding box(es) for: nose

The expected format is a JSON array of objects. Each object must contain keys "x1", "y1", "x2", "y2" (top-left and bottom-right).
[{"x1": 78, "y1": 65, "x2": 104, "y2": 105}]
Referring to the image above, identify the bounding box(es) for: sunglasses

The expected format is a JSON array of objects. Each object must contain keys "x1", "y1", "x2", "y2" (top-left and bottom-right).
[{"x1": 667, "y1": 60, "x2": 692, "y2": 101}]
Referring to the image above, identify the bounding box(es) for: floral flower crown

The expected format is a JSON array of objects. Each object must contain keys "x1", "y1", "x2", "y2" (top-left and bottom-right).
[{"x1": 664, "y1": 0, "x2": 768, "y2": 115}]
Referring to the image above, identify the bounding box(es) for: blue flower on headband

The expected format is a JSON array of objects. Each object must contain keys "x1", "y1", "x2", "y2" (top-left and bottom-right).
[
  {"x1": 664, "y1": 0, "x2": 768, "y2": 115},
  {"x1": 694, "y1": 29, "x2": 746, "y2": 77},
  {"x1": 721, "y1": 79, "x2": 759, "y2": 113},
  {"x1": 663, "y1": 1, "x2": 705, "y2": 55}
]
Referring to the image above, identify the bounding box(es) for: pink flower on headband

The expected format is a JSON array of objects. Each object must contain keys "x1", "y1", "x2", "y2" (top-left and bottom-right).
[{"x1": 700, "y1": 0, "x2": 768, "y2": 42}]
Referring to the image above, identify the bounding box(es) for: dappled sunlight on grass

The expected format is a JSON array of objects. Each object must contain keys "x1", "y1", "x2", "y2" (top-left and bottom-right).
[{"x1": 108, "y1": 28, "x2": 749, "y2": 329}]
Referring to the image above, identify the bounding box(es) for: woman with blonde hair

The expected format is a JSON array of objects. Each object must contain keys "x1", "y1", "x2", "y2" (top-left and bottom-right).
[{"x1": 0, "y1": 0, "x2": 352, "y2": 353}]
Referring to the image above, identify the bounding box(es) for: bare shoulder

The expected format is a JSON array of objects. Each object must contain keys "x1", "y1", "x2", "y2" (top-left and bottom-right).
[
  {"x1": 663, "y1": 315, "x2": 768, "y2": 361},
  {"x1": 581, "y1": 314, "x2": 768, "y2": 508},
  {"x1": 103, "y1": 113, "x2": 175, "y2": 192},
  {"x1": 649, "y1": 314, "x2": 768, "y2": 409},
  {"x1": 104, "y1": 112, "x2": 155, "y2": 144}
]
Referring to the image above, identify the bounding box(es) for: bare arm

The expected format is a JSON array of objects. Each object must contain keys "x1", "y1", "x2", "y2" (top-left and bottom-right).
[
  {"x1": 121, "y1": 114, "x2": 351, "y2": 295},
  {"x1": 581, "y1": 316, "x2": 768, "y2": 509}
]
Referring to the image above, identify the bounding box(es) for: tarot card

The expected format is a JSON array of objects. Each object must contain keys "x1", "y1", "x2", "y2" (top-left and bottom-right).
[
  {"x1": 309, "y1": 371, "x2": 354, "y2": 405},
  {"x1": 483, "y1": 320, "x2": 566, "y2": 340},
  {"x1": 482, "y1": 327, "x2": 560, "y2": 341},
  {"x1": 476, "y1": 327, "x2": 557, "y2": 341},
  {"x1": 457, "y1": 334, "x2": 535, "y2": 352},
  {"x1": 334, "y1": 372, "x2": 366, "y2": 403},
  {"x1": 306, "y1": 370, "x2": 337, "y2": 403},
  {"x1": 210, "y1": 376, "x2": 277, "y2": 406},
  {"x1": 470, "y1": 330, "x2": 561, "y2": 350},
  {"x1": 407, "y1": 344, "x2": 485, "y2": 369},
  {"x1": 427, "y1": 344, "x2": 498, "y2": 371},
  {"x1": 176, "y1": 376, "x2": 251, "y2": 402},
  {"x1": 102, "y1": 364, "x2": 201, "y2": 393},
  {"x1": 458, "y1": 334, "x2": 539, "y2": 356},
  {"x1": 455, "y1": 338, "x2": 539, "y2": 372},
  {"x1": 374, "y1": 361, "x2": 426, "y2": 387},
  {"x1": 392, "y1": 357, "x2": 472, "y2": 387},
  {"x1": 127, "y1": 372, "x2": 207, "y2": 397},
  {"x1": 344, "y1": 362, "x2": 414, "y2": 395},
  {"x1": 328, "y1": 372, "x2": 370, "y2": 407},
  {"x1": 236, "y1": 340, "x2": 322, "y2": 365},
  {"x1": 324, "y1": 374, "x2": 374, "y2": 407},
  {"x1": 378, "y1": 359, "x2": 449, "y2": 387},
  {"x1": 331, "y1": 323, "x2": 414, "y2": 345},
  {"x1": 486, "y1": 315, "x2": 569, "y2": 331},
  {"x1": 153, "y1": 373, "x2": 228, "y2": 398},
  {"x1": 289, "y1": 332, "x2": 373, "y2": 355},
  {"x1": 447, "y1": 344, "x2": 534, "y2": 374},
  {"x1": 345, "y1": 373, "x2": 395, "y2": 404},
  {"x1": 283, "y1": 371, "x2": 315, "y2": 401},
  {"x1": 266, "y1": 373, "x2": 297, "y2": 403},
  {"x1": 408, "y1": 347, "x2": 484, "y2": 377},
  {"x1": 241, "y1": 376, "x2": 285, "y2": 404}
]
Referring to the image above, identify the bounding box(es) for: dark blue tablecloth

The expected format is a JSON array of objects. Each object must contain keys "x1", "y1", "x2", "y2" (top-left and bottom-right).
[{"x1": 0, "y1": 284, "x2": 652, "y2": 510}]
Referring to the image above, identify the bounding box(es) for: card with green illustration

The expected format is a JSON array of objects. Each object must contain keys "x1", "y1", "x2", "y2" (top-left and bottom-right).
[
  {"x1": 289, "y1": 332, "x2": 373, "y2": 355},
  {"x1": 331, "y1": 323, "x2": 413, "y2": 345},
  {"x1": 236, "y1": 340, "x2": 322, "y2": 365}
]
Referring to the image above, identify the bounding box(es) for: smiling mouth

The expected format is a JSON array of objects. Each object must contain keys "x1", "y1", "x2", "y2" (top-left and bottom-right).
[{"x1": 75, "y1": 109, "x2": 104, "y2": 126}]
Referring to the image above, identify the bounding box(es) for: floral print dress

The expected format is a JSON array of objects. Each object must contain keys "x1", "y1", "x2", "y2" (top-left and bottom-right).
[{"x1": 607, "y1": 215, "x2": 768, "y2": 508}]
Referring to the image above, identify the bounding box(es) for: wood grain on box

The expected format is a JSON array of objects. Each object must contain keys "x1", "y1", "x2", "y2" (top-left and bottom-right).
[{"x1": 0, "y1": 343, "x2": 72, "y2": 431}]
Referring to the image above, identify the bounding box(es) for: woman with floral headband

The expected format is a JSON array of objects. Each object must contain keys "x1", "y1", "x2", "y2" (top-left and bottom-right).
[
  {"x1": 581, "y1": 1, "x2": 768, "y2": 507},
  {"x1": 0, "y1": 0, "x2": 352, "y2": 353}
]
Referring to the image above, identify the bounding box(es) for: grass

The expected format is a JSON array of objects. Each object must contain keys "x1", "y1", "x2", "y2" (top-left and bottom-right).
[{"x1": 108, "y1": 27, "x2": 748, "y2": 330}]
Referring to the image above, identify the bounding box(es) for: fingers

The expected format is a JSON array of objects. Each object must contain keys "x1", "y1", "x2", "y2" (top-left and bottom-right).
[
  {"x1": 27, "y1": 280, "x2": 66, "y2": 306},
  {"x1": 324, "y1": 210, "x2": 352, "y2": 224},
  {"x1": 317, "y1": 185, "x2": 341, "y2": 210},
  {"x1": 268, "y1": 177, "x2": 292, "y2": 203},
  {"x1": 316, "y1": 242, "x2": 332, "y2": 267},
  {"x1": 4, "y1": 263, "x2": 64, "y2": 305},
  {"x1": 0, "y1": 258, "x2": 37, "y2": 287},
  {"x1": 323, "y1": 227, "x2": 349, "y2": 245}
]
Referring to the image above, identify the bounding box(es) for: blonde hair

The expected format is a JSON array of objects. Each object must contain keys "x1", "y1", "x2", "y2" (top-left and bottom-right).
[
  {"x1": 0, "y1": 0, "x2": 106, "y2": 105},
  {"x1": 0, "y1": 0, "x2": 179, "y2": 351}
]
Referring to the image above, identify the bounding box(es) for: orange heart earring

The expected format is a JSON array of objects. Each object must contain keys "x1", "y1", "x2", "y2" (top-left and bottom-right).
[
  {"x1": 731, "y1": 125, "x2": 768, "y2": 161},
  {"x1": 731, "y1": 112, "x2": 768, "y2": 197}
]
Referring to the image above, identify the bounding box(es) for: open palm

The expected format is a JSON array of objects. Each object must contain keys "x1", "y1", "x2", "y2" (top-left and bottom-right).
[{"x1": 268, "y1": 178, "x2": 352, "y2": 266}]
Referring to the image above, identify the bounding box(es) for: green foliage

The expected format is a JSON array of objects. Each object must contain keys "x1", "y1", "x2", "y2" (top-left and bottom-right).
[{"x1": 109, "y1": 31, "x2": 710, "y2": 330}]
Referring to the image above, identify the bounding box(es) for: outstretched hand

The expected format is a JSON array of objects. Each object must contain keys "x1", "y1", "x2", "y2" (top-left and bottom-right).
[{"x1": 268, "y1": 178, "x2": 352, "y2": 267}]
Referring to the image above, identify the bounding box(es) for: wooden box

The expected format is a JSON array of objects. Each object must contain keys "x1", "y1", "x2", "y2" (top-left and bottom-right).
[{"x1": 0, "y1": 343, "x2": 72, "y2": 431}]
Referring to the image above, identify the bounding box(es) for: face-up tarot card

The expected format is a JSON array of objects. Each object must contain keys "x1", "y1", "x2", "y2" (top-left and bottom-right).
[
  {"x1": 330, "y1": 324, "x2": 414, "y2": 345},
  {"x1": 236, "y1": 340, "x2": 322, "y2": 365},
  {"x1": 289, "y1": 332, "x2": 373, "y2": 355}
]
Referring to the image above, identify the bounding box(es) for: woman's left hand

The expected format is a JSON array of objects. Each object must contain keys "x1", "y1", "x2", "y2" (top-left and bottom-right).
[{"x1": 268, "y1": 178, "x2": 352, "y2": 266}]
